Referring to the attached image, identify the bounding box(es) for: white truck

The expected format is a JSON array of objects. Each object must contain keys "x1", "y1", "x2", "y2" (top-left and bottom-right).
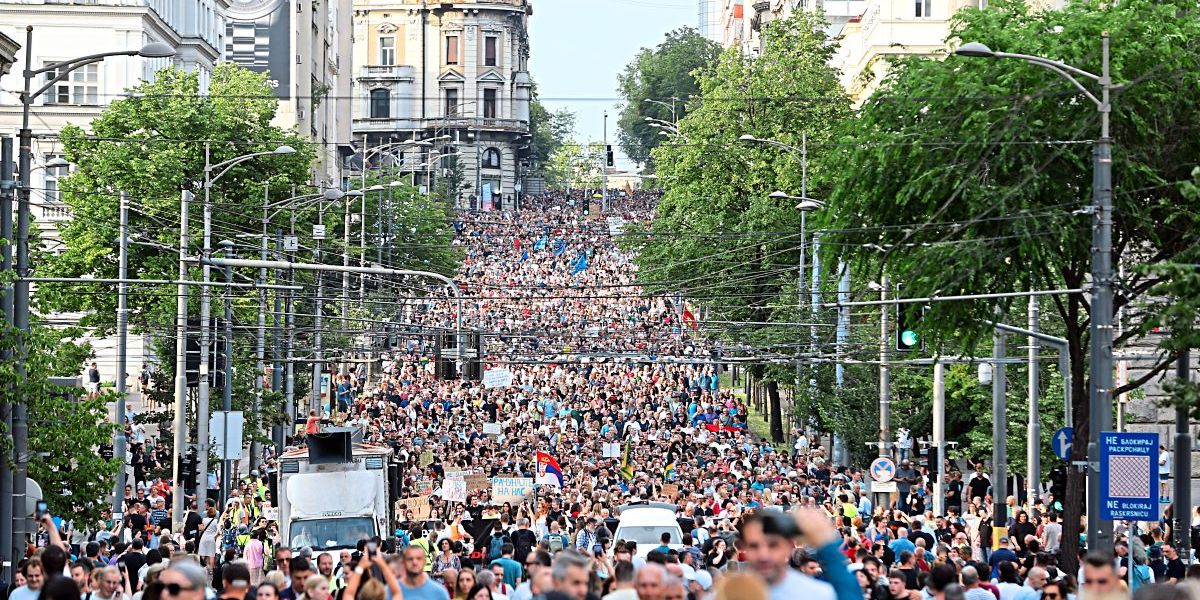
[{"x1": 277, "y1": 434, "x2": 396, "y2": 552}]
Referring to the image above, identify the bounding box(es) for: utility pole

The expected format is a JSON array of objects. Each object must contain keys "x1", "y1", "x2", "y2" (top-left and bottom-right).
[
  {"x1": 1085, "y1": 33, "x2": 1115, "y2": 555},
  {"x1": 342, "y1": 191, "x2": 351, "y2": 343},
  {"x1": 271, "y1": 229, "x2": 284, "y2": 453},
  {"x1": 993, "y1": 327, "x2": 1008, "y2": 543},
  {"x1": 0, "y1": 135, "x2": 14, "y2": 581},
  {"x1": 1174, "y1": 350, "x2": 1191, "y2": 557},
  {"x1": 1027, "y1": 296, "x2": 1041, "y2": 506},
  {"x1": 312, "y1": 207, "x2": 325, "y2": 415},
  {"x1": 601, "y1": 111, "x2": 609, "y2": 213},
  {"x1": 196, "y1": 144, "x2": 213, "y2": 514},
  {"x1": 221, "y1": 244, "x2": 234, "y2": 502},
  {"x1": 879, "y1": 274, "x2": 890, "y2": 458},
  {"x1": 933, "y1": 360, "x2": 945, "y2": 517},
  {"x1": 113, "y1": 191, "x2": 130, "y2": 512},
  {"x1": 252, "y1": 227, "x2": 267, "y2": 472},
  {"x1": 170, "y1": 190, "x2": 192, "y2": 523},
  {"x1": 835, "y1": 262, "x2": 850, "y2": 465}
]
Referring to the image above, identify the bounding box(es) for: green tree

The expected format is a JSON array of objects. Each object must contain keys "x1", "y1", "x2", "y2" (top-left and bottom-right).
[
  {"x1": 825, "y1": 0, "x2": 1200, "y2": 572},
  {"x1": 0, "y1": 323, "x2": 119, "y2": 525},
  {"x1": 529, "y1": 95, "x2": 576, "y2": 173},
  {"x1": 635, "y1": 12, "x2": 851, "y2": 441},
  {"x1": 616, "y1": 27, "x2": 721, "y2": 168}
]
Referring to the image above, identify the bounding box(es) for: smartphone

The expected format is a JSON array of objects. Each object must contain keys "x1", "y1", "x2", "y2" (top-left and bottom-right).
[
  {"x1": 367, "y1": 541, "x2": 378, "y2": 555},
  {"x1": 592, "y1": 543, "x2": 603, "y2": 555},
  {"x1": 35, "y1": 501, "x2": 48, "y2": 520}
]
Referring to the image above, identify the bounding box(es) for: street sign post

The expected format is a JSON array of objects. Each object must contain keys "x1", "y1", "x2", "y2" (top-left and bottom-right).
[
  {"x1": 870, "y1": 456, "x2": 897, "y2": 482},
  {"x1": 1052, "y1": 427, "x2": 1074, "y2": 460},
  {"x1": 1099, "y1": 431, "x2": 1159, "y2": 521}
]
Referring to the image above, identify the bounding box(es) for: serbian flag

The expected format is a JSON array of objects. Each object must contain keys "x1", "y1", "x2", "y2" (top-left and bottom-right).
[
  {"x1": 681, "y1": 305, "x2": 698, "y2": 330},
  {"x1": 536, "y1": 451, "x2": 564, "y2": 488}
]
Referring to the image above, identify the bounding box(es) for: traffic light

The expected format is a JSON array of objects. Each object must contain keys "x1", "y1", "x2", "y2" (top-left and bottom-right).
[
  {"x1": 895, "y1": 302, "x2": 926, "y2": 352},
  {"x1": 605, "y1": 145, "x2": 614, "y2": 168}
]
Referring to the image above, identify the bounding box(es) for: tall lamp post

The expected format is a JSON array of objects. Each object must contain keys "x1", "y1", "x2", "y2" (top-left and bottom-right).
[
  {"x1": 955, "y1": 34, "x2": 1118, "y2": 554},
  {"x1": 13, "y1": 27, "x2": 175, "y2": 562},
  {"x1": 766, "y1": 190, "x2": 823, "y2": 446},
  {"x1": 189, "y1": 144, "x2": 293, "y2": 514}
]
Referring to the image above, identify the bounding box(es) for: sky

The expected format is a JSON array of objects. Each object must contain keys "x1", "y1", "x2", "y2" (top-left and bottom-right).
[{"x1": 528, "y1": 0, "x2": 697, "y2": 170}]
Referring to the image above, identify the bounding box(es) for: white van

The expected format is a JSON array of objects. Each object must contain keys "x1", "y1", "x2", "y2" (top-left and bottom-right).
[{"x1": 612, "y1": 502, "x2": 684, "y2": 559}]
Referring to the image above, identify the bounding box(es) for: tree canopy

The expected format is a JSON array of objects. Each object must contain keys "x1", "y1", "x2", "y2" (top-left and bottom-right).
[
  {"x1": 825, "y1": 0, "x2": 1200, "y2": 572},
  {"x1": 616, "y1": 27, "x2": 721, "y2": 168},
  {"x1": 634, "y1": 12, "x2": 851, "y2": 439}
]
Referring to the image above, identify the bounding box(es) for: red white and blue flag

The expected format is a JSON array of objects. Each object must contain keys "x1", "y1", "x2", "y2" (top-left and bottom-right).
[{"x1": 536, "y1": 451, "x2": 564, "y2": 488}]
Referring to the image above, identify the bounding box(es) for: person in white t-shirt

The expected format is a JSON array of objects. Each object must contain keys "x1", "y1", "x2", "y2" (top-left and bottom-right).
[{"x1": 1159, "y1": 444, "x2": 1171, "y2": 500}]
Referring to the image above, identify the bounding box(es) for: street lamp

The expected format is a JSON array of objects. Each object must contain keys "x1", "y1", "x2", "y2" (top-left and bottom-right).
[
  {"x1": 955, "y1": 33, "x2": 1117, "y2": 554},
  {"x1": 10, "y1": 27, "x2": 177, "y2": 566},
  {"x1": 183, "y1": 143, "x2": 294, "y2": 515}
]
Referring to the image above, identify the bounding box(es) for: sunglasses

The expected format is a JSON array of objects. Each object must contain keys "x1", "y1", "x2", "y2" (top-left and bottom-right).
[
  {"x1": 1044, "y1": 594, "x2": 1060, "y2": 599},
  {"x1": 163, "y1": 583, "x2": 197, "y2": 596}
]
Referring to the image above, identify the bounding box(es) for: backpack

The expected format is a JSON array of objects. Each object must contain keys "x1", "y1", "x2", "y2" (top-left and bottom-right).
[
  {"x1": 547, "y1": 534, "x2": 565, "y2": 554},
  {"x1": 489, "y1": 535, "x2": 507, "y2": 561},
  {"x1": 1132, "y1": 564, "x2": 1152, "y2": 592},
  {"x1": 221, "y1": 529, "x2": 237, "y2": 549}
]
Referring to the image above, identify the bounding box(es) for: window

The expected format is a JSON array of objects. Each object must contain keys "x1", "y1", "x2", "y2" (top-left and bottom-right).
[
  {"x1": 483, "y1": 88, "x2": 497, "y2": 118},
  {"x1": 445, "y1": 35, "x2": 459, "y2": 65},
  {"x1": 482, "y1": 148, "x2": 501, "y2": 169},
  {"x1": 915, "y1": 0, "x2": 931, "y2": 17},
  {"x1": 379, "y1": 36, "x2": 395, "y2": 66},
  {"x1": 484, "y1": 36, "x2": 498, "y2": 67},
  {"x1": 44, "y1": 62, "x2": 98, "y2": 105},
  {"x1": 369, "y1": 88, "x2": 390, "y2": 119},
  {"x1": 43, "y1": 154, "x2": 68, "y2": 208},
  {"x1": 445, "y1": 88, "x2": 460, "y2": 116}
]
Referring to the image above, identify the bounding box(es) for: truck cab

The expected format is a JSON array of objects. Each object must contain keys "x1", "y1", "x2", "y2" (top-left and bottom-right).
[{"x1": 277, "y1": 430, "x2": 396, "y2": 552}]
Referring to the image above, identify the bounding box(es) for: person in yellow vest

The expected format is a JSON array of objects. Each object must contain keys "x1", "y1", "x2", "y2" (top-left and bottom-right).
[
  {"x1": 839, "y1": 494, "x2": 859, "y2": 527},
  {"x1": 410, "y1": 527, "x2": 437, "y2": 573}
]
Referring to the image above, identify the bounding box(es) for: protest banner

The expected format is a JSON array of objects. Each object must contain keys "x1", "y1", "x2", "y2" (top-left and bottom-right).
[
  {"x1": 465, "y1": 473, "x2": 489, "y2": 492},
  {"x1": 661, "y1": 484, "x2": 679, "y2": 500},
  {"x1": 482, "y1": 422, "x2": 502, "y2": 435},
  {"x1": 399, "y1": 496, "x2": 431, "y2": 519},
  {"x1": 419, "y1": 450, "x2": 434, "y2": 468},
  {"x1": 442, "y1": 478, "x2": 468, "y2": 503},
  {"x1": 414, "y1": 480, "x2": 435, "y2": 496},
  {"x1": 483, "y1": 368, "x2": 514, "y2": 389},
  {"x1": 492, "y1": 477, "x2": 535, "y2": 503}
]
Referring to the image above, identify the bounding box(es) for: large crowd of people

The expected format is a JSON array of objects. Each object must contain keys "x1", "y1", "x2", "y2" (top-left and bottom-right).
[{"x1": 15, "y1": 190, "x2": 1199, "y2": 600}]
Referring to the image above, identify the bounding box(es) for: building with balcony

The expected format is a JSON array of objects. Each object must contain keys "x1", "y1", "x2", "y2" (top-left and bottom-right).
[
  {"x1": 224, "y1": 0, "x2": 355, "y2": 184},
  {"x1": 0, "y1": 0, "x2": 225, "y2": 387},
  {"x1": 0, "y1": 0, "x2": 226, "y2": 244},
  {"x1": 831, "y1": 0, "x2": 982, "y2": 103},
  {"x1": 351, "y1": 0, "x2": 533, "y2": 211}
]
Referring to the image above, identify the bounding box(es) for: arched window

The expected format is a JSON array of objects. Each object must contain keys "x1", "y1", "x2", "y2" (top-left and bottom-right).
[
  {"x1": 482, "y1": 147, "x2": 501, "y2": 169},
  {"x1": 369, "y1": 88, "x2": 390, "y2": 119}
]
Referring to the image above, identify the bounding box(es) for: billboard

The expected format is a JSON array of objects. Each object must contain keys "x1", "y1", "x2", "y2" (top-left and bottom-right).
[{"x1": 225, "y1": 0, "x2": 292, "y2": 98}]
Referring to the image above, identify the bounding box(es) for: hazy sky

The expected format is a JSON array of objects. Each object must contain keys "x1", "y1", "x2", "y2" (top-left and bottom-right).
[{"x1": 528, "y1": 0, "x2": 696, "y2": 169}]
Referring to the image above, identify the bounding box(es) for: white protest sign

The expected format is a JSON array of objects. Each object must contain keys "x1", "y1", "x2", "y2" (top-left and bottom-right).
[
  {"x1": 483, "y1": 368, "x2": 514, "y2": 389},
  {"x1": 210, "y1": 411, "x2": 244, "y2": 460},
  {"x1": 441, "y1": 478, "x2": 467, "y2": 503},
  {"x1": 492, "y1": 478, "x2": 535, "y2": 503},
  {"x1": 482, "y1": 422, "x2": 502, "y2": 435},
  {"x1": 601, "y1": 443, "x2": 621, "y2": 459}
]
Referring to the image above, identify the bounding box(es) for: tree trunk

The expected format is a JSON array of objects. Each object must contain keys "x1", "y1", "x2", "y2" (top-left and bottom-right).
[
  {"x1": 1061, "y1": 296, "x2": 1087, "y2": 576},
  {"x1": 767, "y1": 380, "x2": 784, "y2": 443}
]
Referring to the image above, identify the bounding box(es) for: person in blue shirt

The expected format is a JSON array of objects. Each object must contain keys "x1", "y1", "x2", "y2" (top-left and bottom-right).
[
  {"x1": 653, "y1": 531, "x2": 672, "y2": 555},
  {"x1": 888, "y1": 528, "x2": 917, "y2": 556}
]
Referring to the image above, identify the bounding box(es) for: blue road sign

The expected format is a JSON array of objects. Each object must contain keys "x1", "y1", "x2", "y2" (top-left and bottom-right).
[
  {"x1": 1099, "y1": 431, "x2": 1159, "y2": 521},
  {"x1": 870, "y1": 457, "x2": 897, "y2": 482},
  {"x1": 1052, "y1": 427, "x2": 1074, "y2": 460}
]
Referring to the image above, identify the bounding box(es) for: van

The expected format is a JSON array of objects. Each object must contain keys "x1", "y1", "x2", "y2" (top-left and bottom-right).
[{"x1": 611, "y1": 502, "x2": 684, "y2": 559}]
